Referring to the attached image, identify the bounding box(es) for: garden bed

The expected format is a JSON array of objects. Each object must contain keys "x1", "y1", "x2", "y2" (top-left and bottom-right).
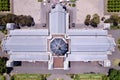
[
  {"x1": 69, "y1": 74, "x2": 108, "y2": 80},
  {"x1": 107, "y1": 0, "x2": 120, "y2": 12},
  {"x1": 0, "y1": 0, "x2": 10, "y2": 11},
  {"x1": 105, "y1": 0, "x2": 120, "y2": 14},
  {"x1": 11, "y1": 74, "x2": 50, "y2": 80}
]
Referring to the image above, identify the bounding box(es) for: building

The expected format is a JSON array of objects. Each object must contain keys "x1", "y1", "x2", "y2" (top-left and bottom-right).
[{"x1": 1, "y1": 4, "x2": 116, "y2": 70}]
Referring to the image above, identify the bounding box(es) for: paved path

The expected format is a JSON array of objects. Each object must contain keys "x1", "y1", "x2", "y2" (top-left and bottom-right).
[
  {"x1": 108, "y1": 30, "x2": 120, "y2": 70},
  {"x1": 0, "y1": 31, "x2": 5, "y2": 41},
  {"x1": 47, "y1": 74, "x2": 71, "y2": 80},
  {"x1": 11, "y1": 61, "x2": 109, "y2": 75},
  {"x1": 5, "y1": 74, "x2": 10, "y2": 80},
  {"x1": 0, "y1": 31, "x2": 5, "y2": 56}
]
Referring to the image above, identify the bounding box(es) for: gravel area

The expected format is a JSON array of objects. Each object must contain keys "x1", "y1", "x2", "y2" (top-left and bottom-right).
[
  {"x1": 13, "y1": 0, "x2": 41, "y2": 24},
  {"x1": 76, "y1": 0, "x2": 104, "y2": 24}
]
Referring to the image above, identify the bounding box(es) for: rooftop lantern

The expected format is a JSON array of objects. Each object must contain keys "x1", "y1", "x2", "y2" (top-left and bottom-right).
[{"x1": 50, "y1": 38, "x2": 68, "y2": 56}]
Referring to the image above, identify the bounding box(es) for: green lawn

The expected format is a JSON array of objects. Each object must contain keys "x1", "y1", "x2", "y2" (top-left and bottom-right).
[
  {"x1": 38, "y1": 0, "x2": 43, "y2": 2},
  {"x1": 110, "y1": 25, "x2": 120, "y2": 29},
  {"x1": 0, "y1": 75, "x2": 5, "y2": 80},
  {"x1": 0, "y1": 0, "x2": 10, "y2": 11},
  {"x1": 11, "y1": 74, "x2": 50, "y2": 80},
  {"x1": 69, "y1": 74, "x2": 108, "y2": 80}
]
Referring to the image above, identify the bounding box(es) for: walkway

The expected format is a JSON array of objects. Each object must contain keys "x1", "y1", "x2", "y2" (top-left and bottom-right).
[{"x1": 47, "y1": 74, "x2": 72, "y2": 80}]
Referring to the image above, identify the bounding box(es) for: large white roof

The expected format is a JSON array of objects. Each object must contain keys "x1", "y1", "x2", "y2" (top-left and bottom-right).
[
  {"x1": 9, "y1": 29, "x2": 48, "y2": 36},
  {"x1": 10, "y1": 52, "x2": 48, "y2": 61},
  {"x1": 49, "y1": 4, "x2": 66, "y2": 34},
  {"x1": 3, "y1": 36, "x2": 47, "y2": 52},
  {"x1": 70, "y1": 36, "x2": 115, "y2": 52},
  {"x1": 67, "y1": 29, "x2": 108, "y2": 36},
  {"x1": 68, "y1": 54, "x2": 108, "y2": 61}
]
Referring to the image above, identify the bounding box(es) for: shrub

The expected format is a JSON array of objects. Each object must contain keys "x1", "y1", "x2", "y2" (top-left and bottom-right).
[
  {"x1": 90, "y1": 14, "x2": 100, "y2": 27},
  {"x1": 101, "y1": 17, "x2": 105, "y2": 21},
  {"x1": 104, "y1": 19, "x2": 112, "y2": 23},
  {"x1": 108, "y1": 69, "x2": 120, "y2": 80},
  {"x1": 72, "y1": 4, "x2": 76, "y2": 7},
  {"x1": 110, "y1": 14, "x2": 119, "y2": 26},
  {"x1": 84, "y1": 14, "x2": 91, "y2": 26},
  {"x1": 119, "y1": 62, "x2": 120, "y2": 66},
  {"x1": 0, "y1": 57, "x2": 8, "y2": 75}
]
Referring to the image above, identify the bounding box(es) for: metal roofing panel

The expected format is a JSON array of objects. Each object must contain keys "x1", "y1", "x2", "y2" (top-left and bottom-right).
[
  {"x1": 4, "y1": 36, "x2": 47, "y2": 52},
  {"x1": 51, "y1": 4, "x2": 65, "y2": 13},
  {"x1": 49, "y1": 4, "x2": 66, "y2": 34},
  {"x1": 70, "y1": 36, "x2": 115, "y2": 52},
  {"x1": 68, "y1": 54, "x2": 108, "y2": 61},
  {"x1": 70, "y1": 52, "x2": 107, "y2": 55},
  {"x1": 9, "y1": 29, "x2": 48, "y2": 36},
  {"x1": 10, "y1": 52, "x2": 48, "y2": 61},
  {"x1": 67, "y1": 29, "x2": 108, "y2": 36}
]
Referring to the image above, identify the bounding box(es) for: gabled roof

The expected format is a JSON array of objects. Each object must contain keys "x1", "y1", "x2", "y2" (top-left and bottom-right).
[
  {"x1": 10, "y1": 52, "x2": 48, "y2": 61},
  {"x1": 70, "y1": 36, "x2": 115, "y2": 52},
  {"x1": 67, "y1": 29, "x2": 108, "y2": 36},
  {"x1": 9, "y1": 29, "x2": 48, "y2": 36},
  {"x1": 49, "y1": 4, "x2": 66, "y2": 34},
  {"x1": 3, "y1": 36, "x2": 47, "y2": 52},
  {"x1": 68, "y1": 54, "x2": 108, "y2": 61}
]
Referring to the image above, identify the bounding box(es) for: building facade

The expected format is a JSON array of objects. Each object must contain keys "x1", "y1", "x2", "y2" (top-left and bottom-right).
[{"x1": 2, "y1": 4, "x2": 116, "y2": 70}]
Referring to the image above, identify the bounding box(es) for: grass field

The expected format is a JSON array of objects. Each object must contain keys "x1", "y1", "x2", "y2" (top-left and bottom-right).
[
  {"x1": 0, "y1": 0, "x2": 10, "y2": 11},
  {"x1": 0, "y1": 75, "x2": 5, "y2": 80},
  {"x1": 11, "y1": 74, "x2": 50, "y2": 80},
  {"x1": 69, "y1": 74, "x2": 108, "y2": 80}
]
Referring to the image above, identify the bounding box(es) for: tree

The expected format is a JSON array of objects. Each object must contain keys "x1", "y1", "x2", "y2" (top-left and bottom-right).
[
  {"x1": 4, "y1": 14, "x2": 17, "y2": 23},
  {"x1": 104, "y1": 18, "x2": 112, "y2": 23},
  {"x1": 110, "y1": 14, "x2": 119, "y2": 26},
  {"x1": 108, "y1": 69, "x2": 120, "y2": 80},
  {"x1": 84, "y1": 14, "x2": 91, "y2": 26},
  {"x1": 26, "y1": 16, "x2": 35, "y2": 27},
  {"x1": 0, "y1": 57, "x2": 8, "y2": 74},
  {"x1": 90, "y1": 14, "x2": 100, "y2": 27},
  {"x1": 101, "y1": 17, "x2": 105, "y2": 21},
  {"x1": 18, "y1": 15, "x2": 35, "y2": 27},
  {"x1": 90, "y1": 19, "x2": 97, "y2": 27},
  {"x1": 0, "y1": 14, "x2": 35, "y2": 28}
]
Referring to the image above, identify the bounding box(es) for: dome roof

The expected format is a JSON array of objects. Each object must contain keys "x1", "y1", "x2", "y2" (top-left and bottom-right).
[{"x1": 50, "y1": 38, "x2": 68, "y2": 55}]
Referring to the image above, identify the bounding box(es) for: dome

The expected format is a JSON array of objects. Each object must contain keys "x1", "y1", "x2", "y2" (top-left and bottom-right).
[{"x1": 50, "y1": 38, "x2": 68, "y2": 55}]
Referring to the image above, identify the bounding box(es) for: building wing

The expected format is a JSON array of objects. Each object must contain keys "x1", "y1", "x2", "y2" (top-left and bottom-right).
[
  {"x1": 49, "y1": 4, "x2": 66, "y2": 34},
  {"x1": 70, "y1": 36, "x2": 115, "y2": 52},
  {"x1": 2, "y1": 35, "x2": 47, "y2": 52}
]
